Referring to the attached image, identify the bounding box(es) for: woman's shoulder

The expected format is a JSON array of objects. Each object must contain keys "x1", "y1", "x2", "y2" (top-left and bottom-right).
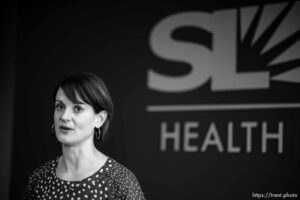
[
  {"x1": 22, "y1": 158, "x2": 58, "y2": 199},
  {"x1": 106, "y1": 157, "x2": 138, "y2": 181},
  {"x1": 28, "y1": 157, "x2": 57, "y2": 180},
  {"x1": 105, "y1": 157, "x2": 146, "y2": 199}
]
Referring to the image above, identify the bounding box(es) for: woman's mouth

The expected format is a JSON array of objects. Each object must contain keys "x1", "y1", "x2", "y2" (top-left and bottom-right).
[{"x1": 59, "y1": 125, "x2": 73, "y2": 132}]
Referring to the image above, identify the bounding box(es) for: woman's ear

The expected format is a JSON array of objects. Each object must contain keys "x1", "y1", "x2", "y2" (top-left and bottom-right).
[{"x1": 95, "y1": 110, "x2": 108, "y2": 128}]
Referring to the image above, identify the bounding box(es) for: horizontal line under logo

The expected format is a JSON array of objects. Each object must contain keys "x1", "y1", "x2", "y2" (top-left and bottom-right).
[{"x1": 147, "y1": 103, "x2": 300, "y2": 112}]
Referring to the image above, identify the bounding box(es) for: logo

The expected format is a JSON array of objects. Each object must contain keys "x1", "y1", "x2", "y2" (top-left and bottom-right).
[
  {"x1": 144, "y1": 1, "x2": 300, "y2": 154},
  {"x1": 148, "y1": 1, "x2": 300, "y2": 93}
]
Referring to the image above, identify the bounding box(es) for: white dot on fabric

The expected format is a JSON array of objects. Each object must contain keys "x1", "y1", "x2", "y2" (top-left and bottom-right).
[{"x1": 22, "y1": 157, "x2": 145, "y2": 200}]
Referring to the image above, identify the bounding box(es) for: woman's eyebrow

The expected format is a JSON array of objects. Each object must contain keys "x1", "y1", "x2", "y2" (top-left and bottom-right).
[
  {"x1": 55, "y1": 99, "x2": 85, "y2": 105},
  {"x1": 74, "y1": 102, "x2": 85, "y2": 105},
  {"x1": 74, "y1": 102, "x2": 84, "y2": 105}
]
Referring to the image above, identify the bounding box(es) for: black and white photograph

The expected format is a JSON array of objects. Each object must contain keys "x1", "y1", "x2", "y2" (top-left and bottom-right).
[{"x1": 1, "y1": 0, "x2": 299, "y2": 199}]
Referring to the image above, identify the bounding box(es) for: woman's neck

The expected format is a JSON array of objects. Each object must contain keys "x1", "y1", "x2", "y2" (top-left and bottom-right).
[{"x1": 59, "y1": 139, "x2": 106, "y2": 176}]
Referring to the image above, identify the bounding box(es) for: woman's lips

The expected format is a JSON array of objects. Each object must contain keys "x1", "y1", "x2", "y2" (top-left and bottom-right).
[{"x1": 59, "y1": 125, "x2": 73, "y2": 132}]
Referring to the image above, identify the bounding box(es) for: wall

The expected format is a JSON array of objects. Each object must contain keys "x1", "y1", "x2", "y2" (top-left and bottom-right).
[{"x1": 8, "y1": 1, "x2": 300, "y2": 199}]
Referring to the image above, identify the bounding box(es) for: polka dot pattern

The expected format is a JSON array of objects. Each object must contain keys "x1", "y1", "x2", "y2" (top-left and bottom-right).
[{"x1": 22, "y1": 157, "x2": 146, "y2": 200}]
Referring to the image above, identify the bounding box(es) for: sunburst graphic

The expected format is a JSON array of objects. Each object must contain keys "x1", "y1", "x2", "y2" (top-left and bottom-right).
[{"x1": 239, "y1": 1, "x2": 300, "y2": 83}]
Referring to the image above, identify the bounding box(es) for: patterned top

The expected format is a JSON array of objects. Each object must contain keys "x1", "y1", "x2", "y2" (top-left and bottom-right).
[{"x1": 22, "y1": 157, "x2": 146, "y2": 200}]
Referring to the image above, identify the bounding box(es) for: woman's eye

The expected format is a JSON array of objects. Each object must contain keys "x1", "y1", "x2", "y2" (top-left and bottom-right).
[
  {"x1": 55, "y1": 104, "x2": 64, "y2": 111},
  {"x1": 74, "y1": 106, "x2": 83, "y2": 113}
]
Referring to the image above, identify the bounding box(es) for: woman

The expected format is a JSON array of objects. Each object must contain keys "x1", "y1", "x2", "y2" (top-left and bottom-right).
[{"x1": 23, "y1": 72, "x2": 146, "y2": 200}]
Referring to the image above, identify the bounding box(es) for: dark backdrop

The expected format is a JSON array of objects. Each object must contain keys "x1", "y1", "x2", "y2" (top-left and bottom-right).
[{"x1": 5, "y1": 0, "x2": 300, "y2": 199}]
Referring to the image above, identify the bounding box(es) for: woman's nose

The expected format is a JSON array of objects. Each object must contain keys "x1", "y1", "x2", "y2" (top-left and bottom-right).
[{"x1": 60, "y1": 108, "x2": 72, "y2": 121}]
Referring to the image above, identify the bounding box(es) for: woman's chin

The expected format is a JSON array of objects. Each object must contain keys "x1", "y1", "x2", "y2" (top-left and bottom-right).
[{"x1": 56, "y1": 132, "x2": 77, "y2": 145}]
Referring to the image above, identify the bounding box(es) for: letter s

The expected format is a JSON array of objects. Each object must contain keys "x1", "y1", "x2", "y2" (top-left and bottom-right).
[{"x1": 148, "y1": 12, "x2": 214, "y2": 92}]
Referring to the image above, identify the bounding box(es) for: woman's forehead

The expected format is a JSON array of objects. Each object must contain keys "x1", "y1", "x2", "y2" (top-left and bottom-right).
[{"x1": 55, "y1": 88, "x2": 84, "y2": 104}]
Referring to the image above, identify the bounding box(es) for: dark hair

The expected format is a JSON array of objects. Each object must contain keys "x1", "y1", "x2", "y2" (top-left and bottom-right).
[{"x1": 53, "y1": 72, "x2": 114, "y2": 141}]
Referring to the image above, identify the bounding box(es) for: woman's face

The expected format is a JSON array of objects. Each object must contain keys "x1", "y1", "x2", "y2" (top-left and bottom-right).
[{"x1": 54, "y1": 88, "x2": 102, "y2": 146}]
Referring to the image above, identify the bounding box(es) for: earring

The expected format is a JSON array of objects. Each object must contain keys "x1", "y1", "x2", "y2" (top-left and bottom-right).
[
  {"x1": 95, "y1": 128, "x2": 102, "y2": 142},
  {"x1": 51, "y1": 124, "x2": 55, "y2": 135}
]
